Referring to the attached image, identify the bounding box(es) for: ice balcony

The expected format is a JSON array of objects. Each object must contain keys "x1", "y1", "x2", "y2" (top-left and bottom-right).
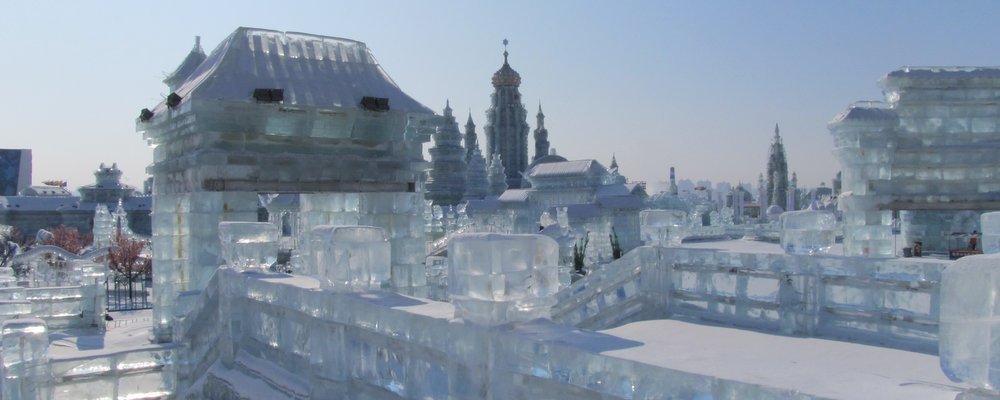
[{"x1": 161, "y1": 236, "x2": 976, "y2": 399}]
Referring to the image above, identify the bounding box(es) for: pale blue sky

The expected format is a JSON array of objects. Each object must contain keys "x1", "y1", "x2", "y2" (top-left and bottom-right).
[{"x1": 2, "y1": 1, "x2": 999, "y2": 192}]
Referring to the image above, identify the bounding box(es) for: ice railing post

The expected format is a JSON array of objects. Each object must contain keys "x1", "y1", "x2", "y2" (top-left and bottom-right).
[
  {"x1": 448, "y1": 233, "x2": 560, "y2": 326},
  {"x1": 218, "y1": 222, "x2": 280, "y2": 272},
  {"x1": 940, "y1": 253, "x2": 1000, "y2": 394},
  {"x1": 1, "y1": 318, "x2": 49, "y2": 400},
  {"x1": 309, "y1": 225, "x2": 391, "y2": 292},
  {"x1": 640, "y1": 209, "x2": 687, "y2": 247},
  {"x1": 779, "y1": 210, "x2": 836, "y2": 255}
]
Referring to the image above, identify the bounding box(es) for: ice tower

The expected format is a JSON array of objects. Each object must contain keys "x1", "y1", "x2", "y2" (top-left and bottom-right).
[
  {"x1": 831, "y1": 67, "x2": 1000, "y2": 254},
  {"x1": 533, "y1": 104, "x2": 550, "y2": 163},
  {"x1": 136, "y1": 28, "x2": 436, "y2": 341},
  {"x1": 484, "y1": 39, "x2": 530, "y2": 189},
  {"x1": 424, "y1": 101, "x2": 467, "y2": 207},
  {"x1": 766, "y1": 124, "x2": 789, "y2": 212}
]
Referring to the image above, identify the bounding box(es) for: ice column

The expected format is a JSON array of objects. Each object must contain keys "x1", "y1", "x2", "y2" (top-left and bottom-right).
[
  {"x1": 640, "y1": 209, "x2": 687, "y2": 247},
  {"x1": 1, "y1": 319, "x2": 48, "y2": 400},
  {"x1": 940, "y1": 253, "x2": 1000, "y2": 391},
  {"x1": 448, "y1": 233, "x2": 559, "y2": 325},
  {"x1": 309, "y1": 225, "x2": 390, "y2": 291},
  {"x1": 218, "y1": 222, "x2": 279, "y2": 272},
  {"x1": 779, "y1": 210, "x2": 836, "y2": 255},
  {"x1": 982, "y1": 212, "x2": 1000, "y2": 254}
]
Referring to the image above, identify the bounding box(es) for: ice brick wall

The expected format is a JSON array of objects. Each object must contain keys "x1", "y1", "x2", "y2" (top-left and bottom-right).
[
  {"x1": 940, "y1": 253, "x2": 1000, "y2": 390},
  {"x1": 173, "y1": 268, "x2": 823, "y2": 399}
]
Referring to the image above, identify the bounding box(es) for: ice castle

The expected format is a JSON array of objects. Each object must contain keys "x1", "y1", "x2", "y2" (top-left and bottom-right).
[{"x1": 4, "y1": 28, "x2": 1000, "y2": 400}]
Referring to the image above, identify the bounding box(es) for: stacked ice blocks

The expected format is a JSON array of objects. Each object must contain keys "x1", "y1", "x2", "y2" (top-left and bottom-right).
[
  {"x1": 309, "y1": 225, "x2": 391, "y2": 291},
  {"x1": 640, "y1": 209, "x2": 687, "y2": 247},
  {"x1": 779, "y1": 210, "x2": 836, "y2": 255},
  {"x1": 448, "y1": 233, "x2": 559, "y2": 325},
  {"x1": 218, "y1": 222, "x2": 279, "y2": 272}
]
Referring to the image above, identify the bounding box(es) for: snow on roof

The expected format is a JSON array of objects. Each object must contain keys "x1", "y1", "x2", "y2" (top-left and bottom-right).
[
  {"x1": 527, "y1": 160, "x2": 606, "y2": 179},
  {"x1": 151, "y1": 27, "x2": 432, "y2": 116},
  {"x1": 830, "y1": 102, "x2": 897, "y2": 124},
  {"x1": 886, "y1": 66, "x2": 1000, "y2": 79},
  {"x1": 497, "y1": 189, "x2": 530, "y2": 203}
]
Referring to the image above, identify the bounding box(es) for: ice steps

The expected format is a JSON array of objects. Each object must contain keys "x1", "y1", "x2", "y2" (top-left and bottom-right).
[{"x1": 200, "y1": 351, "x2": 309, "y2": 400}]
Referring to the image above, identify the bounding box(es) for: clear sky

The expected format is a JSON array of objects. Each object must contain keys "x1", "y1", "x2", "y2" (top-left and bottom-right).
[{"x1": 3, "y1": 1, "x2": 999, "y2": 193}]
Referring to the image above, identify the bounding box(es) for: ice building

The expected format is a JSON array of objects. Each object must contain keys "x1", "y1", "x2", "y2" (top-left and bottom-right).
[
  {"x1": 468, "y1": 159, "x2": 647, "y2": 260},
  {"x1": 463, "y1": 112, "x2": 478, "y2": 164},
  {"x1": 424, "y1": 101, "x2": 467, "y2": 207},
  {"x1": 0, "y1": 149, "x2": 31, "y2": 196},
  {"x1": 532, "y1": 104, "x2": 550, "y2": 163},
  {"x1": 135, "y1": 28, "x2": 436, "y2": 341},
  {"x1": 0, "y1": 162, "x2": 150, "y2": 237},
  {"x1": 765, "y1": 124, "x2": 789, "y2": 212},
  {"x1": 830, "y1": 67, "x2": 1000, "y2": 255},
  {"x1": 484, "y1": 40, "x2": 531, "y2": 189}
]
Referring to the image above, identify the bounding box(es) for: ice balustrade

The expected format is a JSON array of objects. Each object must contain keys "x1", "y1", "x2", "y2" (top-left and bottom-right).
[
  {"x1": 0, "y1": 259, "x2": 106, "y2": 330},
  {"x1": 779, "y1": 210, "x2": 837, "y2": 255},
  {"x1": 552, "y1": 246, "x2": 946, "y2": 353},
  {"x1": 172, "y1": 268, "x2": 829, "y2": 399},
  {"x1": 448, "y1": 233, "x2": 559, "y2": 326},
  {"x1": 309, "y1": 225, "x2": 390, "y2": 291}
]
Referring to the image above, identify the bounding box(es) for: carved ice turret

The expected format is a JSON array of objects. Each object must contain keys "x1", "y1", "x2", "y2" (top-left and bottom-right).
[
  {"x1": 485, "y1": 39, "x2": 530, "y2": 189},
  {"x1": 425, "y1": 101, "x2": 468, "y2": 207}
]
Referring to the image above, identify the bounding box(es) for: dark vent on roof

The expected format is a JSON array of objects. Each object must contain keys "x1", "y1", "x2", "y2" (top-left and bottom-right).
[
  {"x1": 360, "y1": 96, "x2": 390, "y2": 112},
  {"x1": 166, "y1": 93, "x2": 182, "y2": 109},
  {"x1": 253, "y1": 88, "x2": 284, "y2": 103},
  {"x1": 139, "y1": 108, "x2": 154, "y2": 122}
]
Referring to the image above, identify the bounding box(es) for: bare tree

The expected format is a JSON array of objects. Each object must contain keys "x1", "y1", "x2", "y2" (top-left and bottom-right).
[
  {"x1": 42, "y1": 226, "x2": 93, "y2": 255},
  {"x1": 107, "y1": 234, "x2": 151, "y2": 301}
]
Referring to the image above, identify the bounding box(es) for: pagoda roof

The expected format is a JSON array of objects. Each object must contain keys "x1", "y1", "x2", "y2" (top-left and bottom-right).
[{"x1": 150, "y1": 27, "x2": 432, "y2": 117}]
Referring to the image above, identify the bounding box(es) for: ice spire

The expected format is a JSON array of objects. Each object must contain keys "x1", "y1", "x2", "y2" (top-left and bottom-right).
[
  {"x1": 164, "y1": 35, "x2": 208, "y2": 92},
  {"x1": 464, "y1": 111, "x2": 477, "y2": 164},
  {"x1": 610, "y1": 154, "x2": 619, "y2": 170},
  {"x1": 766, "y1": 123, "x2": 788, "y2": 212},
  {"x1": 669, "y1": 166, "x2": 678, "y2": 195},
  {"x1": 425, "y1": 100, "x2": 467, "y2": 206},
  {"x1": 488, "y1": 153, "x2": 508, "y2": 197},
  {"x1": 486, "y1": 38, "x2": 528, "y2": 188},
  {"x1": 533, "y1": 103, "x2": 550, "y2": 163},
  {"x1": 463, "y1": 146, "x2": 490, "y2": 201}
]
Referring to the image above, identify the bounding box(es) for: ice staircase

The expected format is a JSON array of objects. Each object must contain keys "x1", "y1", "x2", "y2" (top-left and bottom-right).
[
  {"x1": 196, "y1": 351, "x2": 309, "y2": 400},
  {"x1": 551, "y1": 247, "x2": 663, "y2": 330}
]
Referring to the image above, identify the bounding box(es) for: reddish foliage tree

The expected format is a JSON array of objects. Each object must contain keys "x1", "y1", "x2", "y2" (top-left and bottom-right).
[
  {"x1": 107, "y1": 234, "x2": 150, "y2": 300},
  {"x1": 43, "y1": 226, "x2": 93, "y2": 255}
]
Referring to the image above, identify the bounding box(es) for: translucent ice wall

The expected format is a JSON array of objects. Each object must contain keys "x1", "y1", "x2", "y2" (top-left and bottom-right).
[
  {"x1": 640, "y1": 209, "x2": 687, "y2": 247},
  {"x1": 309, "y1": 225, "x2": 390, "y2": 291},
  {"x1": 448, "y1": 233, "x2": 559, "y2": 325},
  {"x1": 218, "y1": 222, "x2": 279, "y2": 272},
  {"x1": 779, "y1": 210, "x2": 836, "y2": 255},
  {"x1": 940, "y1": 253, "x2": 1000, "y2": 390}
]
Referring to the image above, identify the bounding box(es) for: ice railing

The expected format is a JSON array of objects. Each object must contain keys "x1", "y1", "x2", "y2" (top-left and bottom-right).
[
  {"x1": 555, "y1": 246, "x2": 946, "y2": 353},
  {"x1": 171, "y1": 268, "x2": 828, "y2": 399},
  {"x1": 0, "y1": 260, "x2": 106, "y2": 331}
]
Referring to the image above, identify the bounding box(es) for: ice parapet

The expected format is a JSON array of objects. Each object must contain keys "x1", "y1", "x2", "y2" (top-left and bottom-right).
[
  {"x1": 309, "y1": 225, "x2": 390, "y2": 291},
  {"x1": 779, "y1": 210, "x2": 836, "y2": 255},
  {"x1": 982, "y1": 212, "x2": 1000, "y2": 254},
  {"x1": 218, "y1": 222, "x2": 279, "y2": 272},
  {"x1": 448, "y1": 233, "x2": 559, "y2": 326},
  {"x1": 640, "y1": 209, "x2": 687, "y2": 247},
  {"x1": 940, "y1": 253, "x2": 1000, "y2": 389}
]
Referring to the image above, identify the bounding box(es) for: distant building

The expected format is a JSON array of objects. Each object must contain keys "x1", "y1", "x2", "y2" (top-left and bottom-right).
[
  {"x1": 0, "y1": 163, "x2": 150, "y2": 237},
  {"x1": 0, "y1": 149, "x2": 31, "y2": 196},
  {"x1": 484, "y1": 40, "x2": 531, "y2": 189},
  {"x1": 765, "y1": 124, "x2": 789, "y2": 211}
]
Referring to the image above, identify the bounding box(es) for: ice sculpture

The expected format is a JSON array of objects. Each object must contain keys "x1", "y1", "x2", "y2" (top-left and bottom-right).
[
  {"x1": 640, "y1": 209, "x2": 687, "y2": 246},
  {"x1": 940, "y1": 253, "x2": 1000, "y2": 390},
  {"x1": 137, "y1": 28, "x2": 436, "y2": 341},
  {"x1": 424, "y1": 101, "x2": 467, "y2": 207},
  {"x1": 982, "y1": 211, "x2": 1000, "y2": 254},
  {"x1": 779, "y1": 210, "x2": 836, "y2": 255},
  {"x1": 309, "y1": 225, "x2": 390, "y2": 291},
  {"x1": 448, "y1": 233, "x2": 559, "y2": 325},
  {"x1": 218, "y1": 222, "x2": 279, "y2": 272},
  {"x1": 1, "y1": 318, "x2": 48, "y2": 400}
]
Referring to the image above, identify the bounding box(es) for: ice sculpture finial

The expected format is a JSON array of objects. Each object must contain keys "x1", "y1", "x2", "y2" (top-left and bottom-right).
[
  {"x1": 537, "y1": 102, "x2": 544, "y2": 116},
  {"x1": 443, "y1": 99, "x2": 452, "y2": 117},
  {"x1": 773, "y1": 123, "x2": 781, "y2": 142},
  {"x1": 502, "y1": 38, "x2": 509, "y2": 63},
  {"x1": 194, "y1": 35, "x2": 201, "y2": 51},
  {"x1": 610, "y1": 153, "x2": 619, "y2": 170}
]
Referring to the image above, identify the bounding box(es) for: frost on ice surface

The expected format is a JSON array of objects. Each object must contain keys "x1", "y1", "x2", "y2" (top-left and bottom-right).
[
  {"x1": 218, "y1": 222, "x2": 279, "y2": 272},
  {"x1": 448, "y1": 233, "x2": 559, "y2": 325}
]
